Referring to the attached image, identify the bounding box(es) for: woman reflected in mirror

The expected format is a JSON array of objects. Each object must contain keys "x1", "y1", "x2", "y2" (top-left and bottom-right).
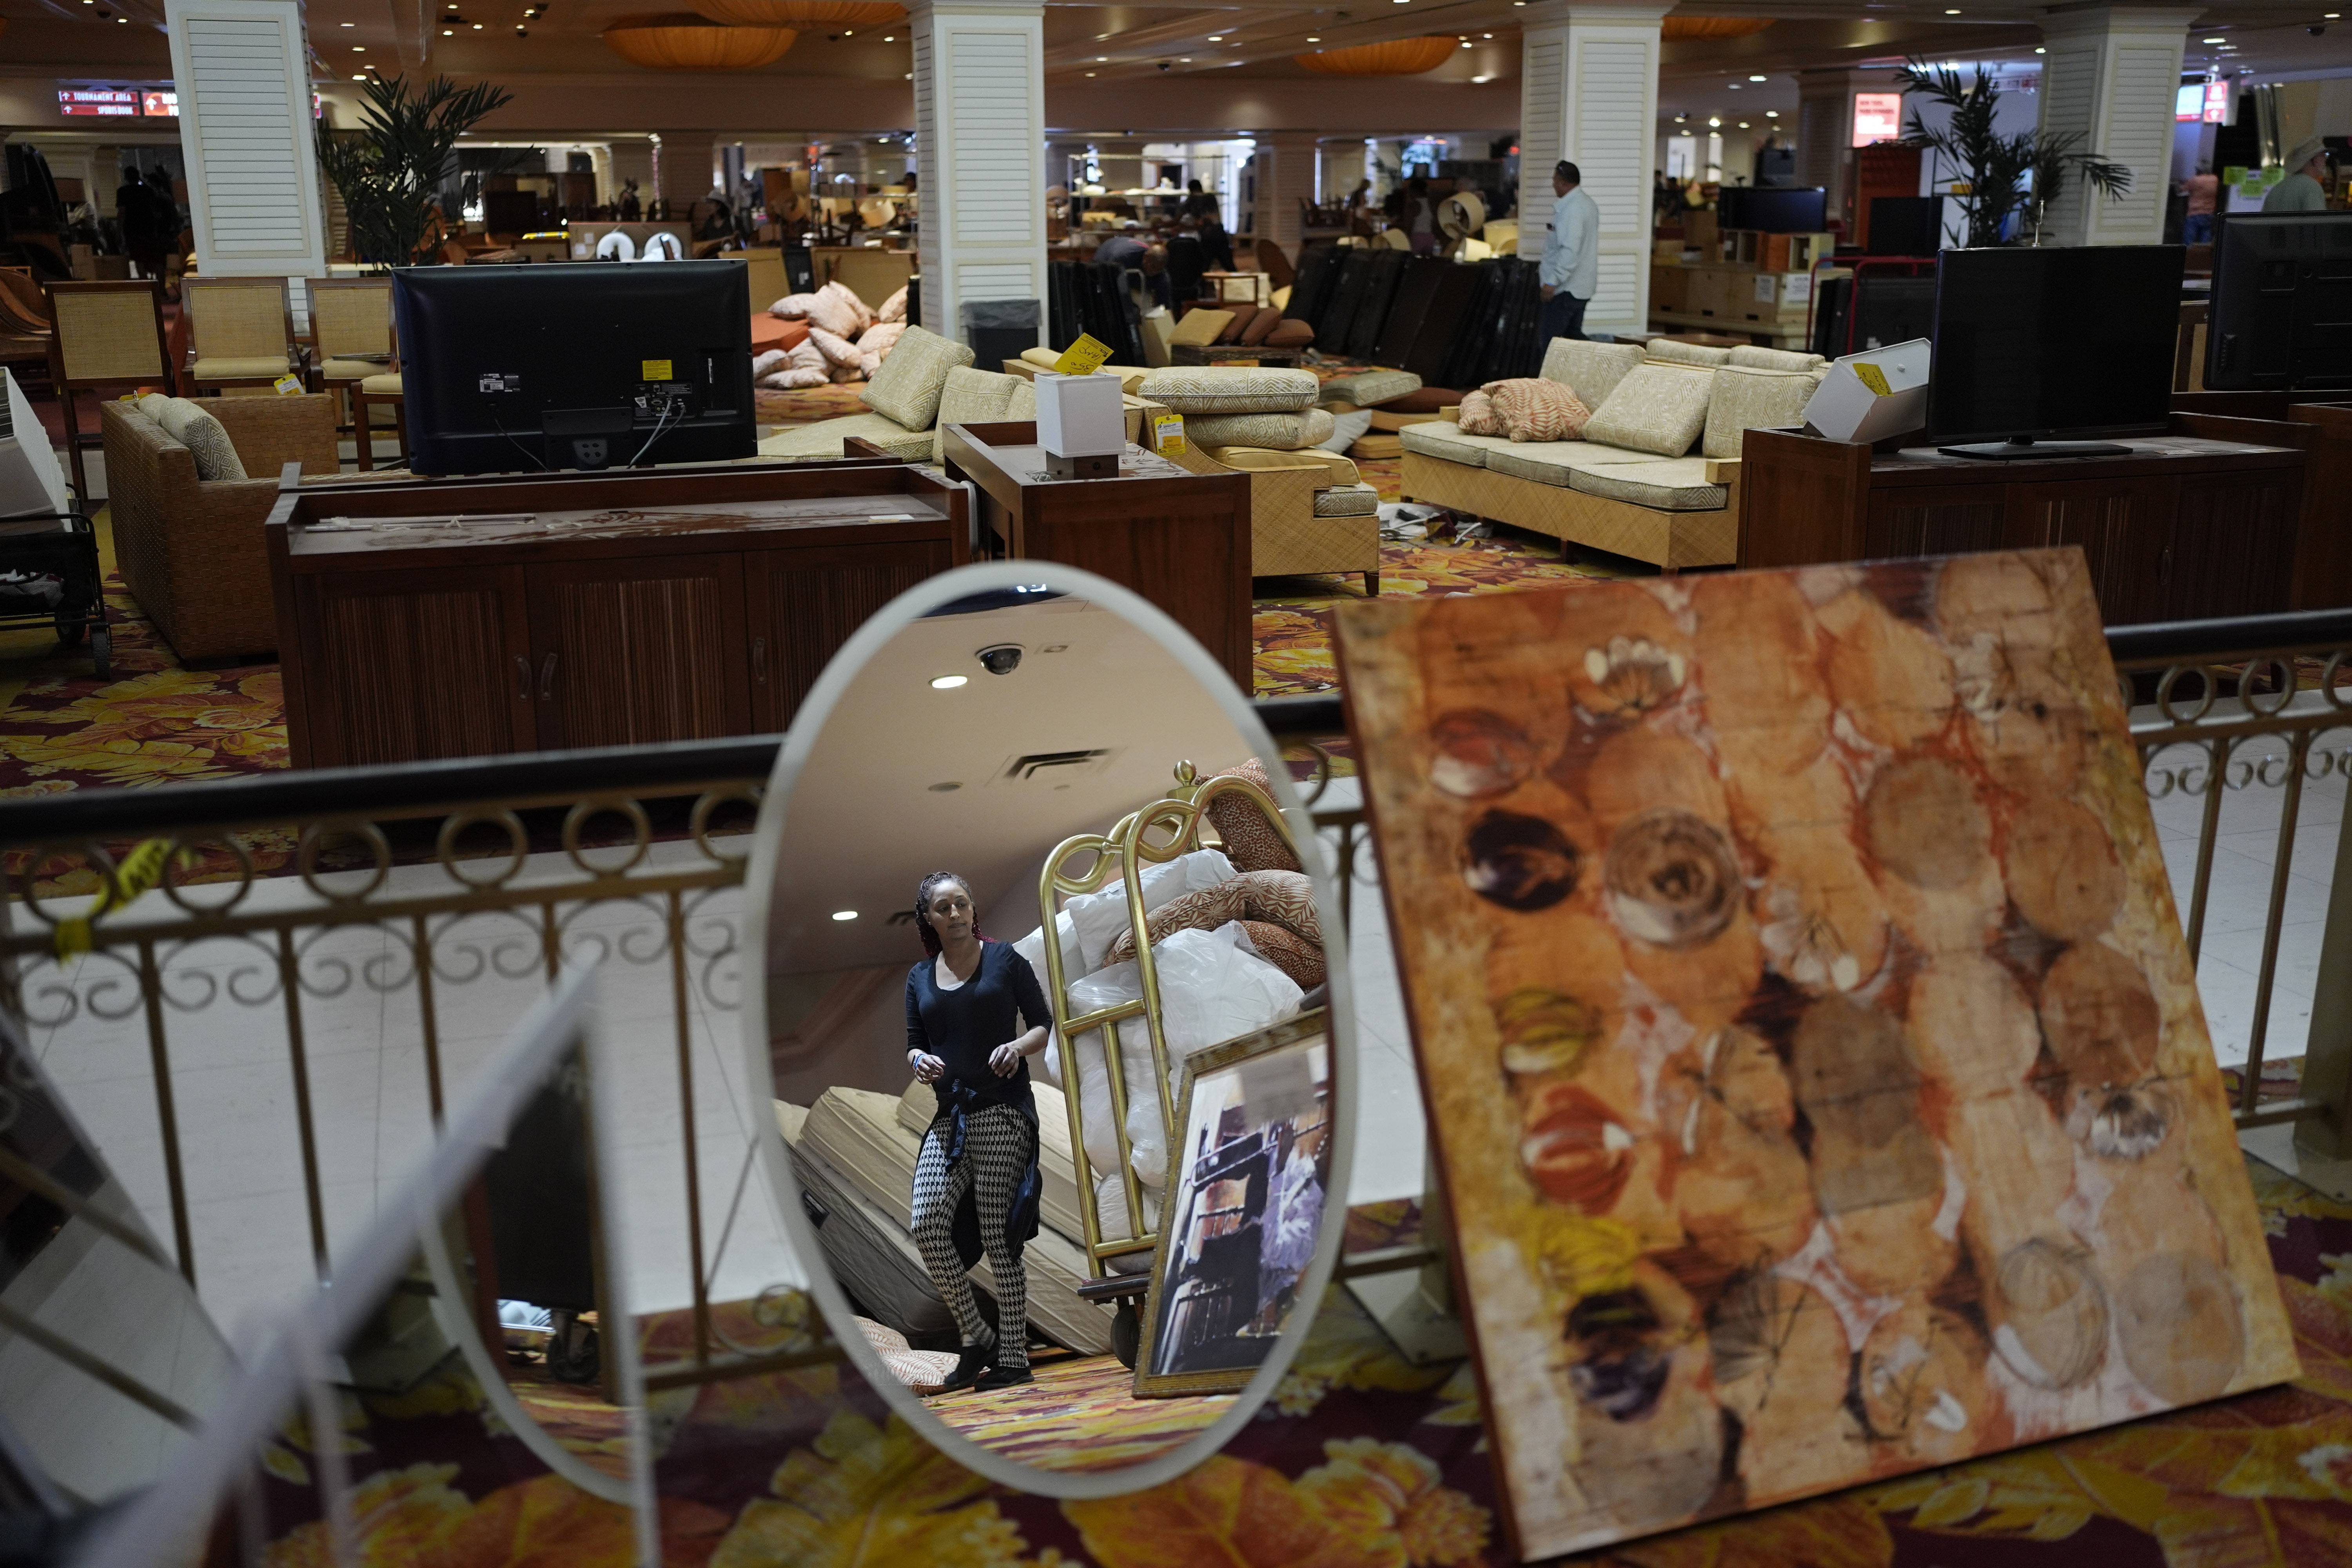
[{"x1": 906, "y1": 872, "x2": 1051, "y2": 1393}]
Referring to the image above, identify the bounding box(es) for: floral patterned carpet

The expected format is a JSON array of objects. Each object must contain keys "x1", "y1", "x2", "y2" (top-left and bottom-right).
[{"x1": 259, "y1": 1169, "x2": 2352, "y2": 1567}]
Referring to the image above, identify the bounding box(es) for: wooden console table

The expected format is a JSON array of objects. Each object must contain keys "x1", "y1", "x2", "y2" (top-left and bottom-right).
[
  {"x1": 940, "y1": 421, "x2": 1252, "y2": 688},
  {"x1": 1740, "y1": 414, "x2": 2311, "y2": 623},
  {"x1": 266, "y1": 460, "x2": 968, "y2": 767},
  {"x1": 2172, "y1": 392, "x2": 2352, "y2": 610}
]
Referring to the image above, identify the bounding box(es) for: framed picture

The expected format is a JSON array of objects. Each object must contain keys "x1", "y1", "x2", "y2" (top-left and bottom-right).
[{"x1": 1134, "y1": 1012, "x2": 1332, "y2": 1397}]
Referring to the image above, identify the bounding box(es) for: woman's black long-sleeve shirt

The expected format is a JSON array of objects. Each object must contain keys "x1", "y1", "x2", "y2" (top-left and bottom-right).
[{"x1": 904, "y1": 940, "x2": 1050, "y2": 1268}]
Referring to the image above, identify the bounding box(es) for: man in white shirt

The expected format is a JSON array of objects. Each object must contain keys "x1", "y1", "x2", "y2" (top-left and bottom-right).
[
  {"x1": 2264, "y1": 137, "x2": 2331, "y2": 214},
  {"x1": 1541, "y1": 160, "x2": 1601, "y2": 344}
]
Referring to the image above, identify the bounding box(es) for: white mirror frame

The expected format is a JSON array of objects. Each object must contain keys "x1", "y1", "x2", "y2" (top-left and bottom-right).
[{"x1": 740, "y1": 559, "x2": 1358, "y2": 1500}]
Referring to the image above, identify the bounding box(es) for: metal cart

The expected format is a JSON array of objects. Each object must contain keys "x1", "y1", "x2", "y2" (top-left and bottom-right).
[{"x1": 0, "y1": 510, "x2": 109, "y2": 679}]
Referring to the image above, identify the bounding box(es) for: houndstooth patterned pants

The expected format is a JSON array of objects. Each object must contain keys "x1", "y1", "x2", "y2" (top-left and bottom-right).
[{"x1": 911, "y1": 1103, "x2": 1032, "y2": 1367}]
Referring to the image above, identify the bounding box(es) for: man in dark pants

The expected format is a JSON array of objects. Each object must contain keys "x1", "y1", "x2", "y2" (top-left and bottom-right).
[{"x1": 1539, "y1": 160, "x2": 1598, "y2": 344}]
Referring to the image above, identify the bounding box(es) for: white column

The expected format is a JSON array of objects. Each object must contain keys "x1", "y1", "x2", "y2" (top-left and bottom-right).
[
  {"x1": 1517, "y1": 0, "x2": 1668, "y2": 338},
  {"x1": 910, "y1": 0, "x2": 1047, "y2": 348},
  {"x1": 162, "y1": 0, "x2": 327, "y2": 281},
  {"x1": 2035, "y1": 5, "x2": 2198, "y2": 246},
  {"x1": 1796, "y1": 70, "x2": 1860, "y2": 232},
  {"x1": 1251, "y1": 133, "x2": 1317, "y2": 261}
]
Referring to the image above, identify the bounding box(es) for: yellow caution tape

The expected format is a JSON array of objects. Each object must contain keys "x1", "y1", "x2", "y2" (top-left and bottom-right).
[
  {"x1": 1051, "y1": 334, "x2": 1114, "y2": 377},
  {"x1": 55, "y1": 838, "x2": 176, "y2": 958},
  {"x1": 1853, "y1": 362, "x2": 1893, "y2": 398}
]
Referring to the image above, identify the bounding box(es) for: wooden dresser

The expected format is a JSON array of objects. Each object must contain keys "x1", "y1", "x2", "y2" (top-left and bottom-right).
[
  {"x1": 1739, "y1": 414, "x2": 2312, "y2": 623},
  {"x1": 266, "y1": 461, "x2": 967, "y2": 767}
]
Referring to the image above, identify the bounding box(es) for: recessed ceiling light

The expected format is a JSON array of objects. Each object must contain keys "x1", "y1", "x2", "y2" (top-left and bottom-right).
[
  {"x1": 1207, "y1": 34, "x2": 1222, "y2": 41},
  {"x1": 1459, "y1": 38, "x2": 1470, "y2": 46},
  {"x1": 1096, "y1": 54, "x2": 1107, "y2": 60},
  {"x1": 1305, "y1": 34, "x2": 1319, "y2": 41},
  {"x1": 1764, "y1": 110, "x2": 1778, "y2": 118},
  {"x1": 353, "y1": 44, "x2": 364, "y2": 50},
  {"x1": 831, "y1": 910, "x2": 857, "y2": 921},
  {"x1": 1738, "y1": 121, "x2": 1750, "y2": 128},
  {"x1": 1728, "y1": 82, "x2": 1740, "y2": 88},
  {"x1": 1483, "y1": 31, "x2": 1492, "y2": 37},
  {"x1": 1471, "y1": 73, "x2": 1490, "y2": 82},
  {"x1": 1179, "y1": 55, "x2": 1191, "y2": 60},
  {"x1": 1748, "y1": 73, "x2": 1765, "y2": 81},
  {"x1": 1085, "y1": 70, "x2": 1095, "y2": 75},
  {"x1": 353, "y1": 73, "x2": 366, "y2": 78},
  {"x1": 1708, "y1": 116, "x2": 1721, "y2": 127},
  {"x1": 930, "y1": 674, "x2": 967, "y2": 689},
  {"x1": 471, "y1": 21, "x2": 481, "y2": 27},
  {"x1": 2202, "y1": 34, "x2": 2224, "y2": 42}
]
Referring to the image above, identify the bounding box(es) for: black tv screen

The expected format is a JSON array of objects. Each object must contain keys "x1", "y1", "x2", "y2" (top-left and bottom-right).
[
  {"x1": 1926, "y1": 245, "x2": 2184, "y2": 444},
  {"x1": 1717, "y1": 186, "x2": 1827, "y2": 233},
  {"x1": 2205, "y1": 212, "x2": 2352, "y2": 391},
  {"x1": 393, "y1": 261, "x2": 755, "y2": 476}
]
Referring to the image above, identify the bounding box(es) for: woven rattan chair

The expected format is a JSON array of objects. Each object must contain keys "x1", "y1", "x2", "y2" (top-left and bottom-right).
[
  {"x1": 43, "y1": 278, "x2": 171, "y2": 503},
  {"x1": 349, "y1": 367, "x2": 405, "y2": 472},
  {"x1": 183, "y1": 275, "x2": 297, "y2": 395},
  {"x1": 308, "y1": 276, "x2": 395, "y2": 439}
]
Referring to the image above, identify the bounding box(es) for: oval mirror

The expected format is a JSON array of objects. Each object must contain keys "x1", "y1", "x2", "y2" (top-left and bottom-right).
[{"x1": 742, "y1": 561, "x2": 1354, "y2": 1494}]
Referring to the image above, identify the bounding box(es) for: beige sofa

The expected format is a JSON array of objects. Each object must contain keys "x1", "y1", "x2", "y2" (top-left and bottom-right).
[{"x1": 1400, "y1": 339, "x2": 1825, "y2": 572}]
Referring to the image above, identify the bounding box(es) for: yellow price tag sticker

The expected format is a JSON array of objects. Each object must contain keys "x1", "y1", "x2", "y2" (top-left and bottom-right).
[
  {"x1": 1051, "y1": 334, "x2": 1114, "y2": 377},
  {"x1": 1151, "y1": 411, "x2": 1187, "y2": 457},
  {"x1": 1852, "y1": 362, "x2": 1892, "y2": 398},
  {"x1": 273, "y1": 374, "x2": 304, "y2": 396},
  {"x1": 641, "y1": 359, "x2": 674, "y2": 381},
  {"x1": 54, "y1": 837, "x2": 179, "y2": 959}
]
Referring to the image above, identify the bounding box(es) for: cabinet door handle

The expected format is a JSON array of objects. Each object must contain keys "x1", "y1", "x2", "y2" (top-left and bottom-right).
[
  {"x1": 513, "y1": 654, "x2": 531, "y2": 701},
  {"x1": 539, "y1": 652, "x2": 558, "y2": 700},
  {"x1": 752, "y1": 635, "x2": 768, "y2": 685}
]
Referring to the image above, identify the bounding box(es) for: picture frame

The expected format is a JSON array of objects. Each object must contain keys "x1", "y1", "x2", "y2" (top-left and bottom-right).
[{"x1": 1133, "y1": 1010, "x2": 1334, "y2": 1397}]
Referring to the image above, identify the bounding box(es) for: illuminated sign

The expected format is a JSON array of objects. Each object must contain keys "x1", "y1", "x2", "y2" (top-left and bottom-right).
[
  {"x1": 58, "y1": 87, "x2": 138, "y2": 116},
  {"x1": 1852, "y1": 92, "x2": 1904, "y2": 146},
  {"x1": 141, "y1": 90, "x2": 178, "y2": 116},
  {"x1": 2204, "y1": 78, "x2": 2230, "y2": 123},
  {"x1": 2177, "y1": 83, "x2": 2204, "y2": 120}
]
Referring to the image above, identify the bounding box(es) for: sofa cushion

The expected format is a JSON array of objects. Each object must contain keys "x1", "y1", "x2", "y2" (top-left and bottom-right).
[
  {"x1": 1318, "y1": 368, "x2": 1421, "y2": 408},
  {"x1": 190, "y1": 355, "x2": 290, "y2": 382},
  {"x1": 933, "y1": 367, "x2": 1037, "y2": 461},
  {"x1": 1644, "y1": 339, "x2": 1734, "y2": 368},
  {"x1": 151, "y1": 396, "x2": 248, "y2": 481},
  {"x1": 859, "y1": 324, "x2": 973, "y2": 430},
  {"x1": 1485, "y1": 441, "x2": 1669, "y2": 487},
  {"x1": 1399, "y1": 420, "x2": 1519, "y2": 466},
  {"x1": 1185, "y1": 407, "x2": 1334, "y2": 451},
  {"x1": 1728, "y1": 345, "x2": 1826, "y2": 373},
  {"x1": 319, "y1": 357, "x2": 381, "y2": 382},
  {"x1": 1539, "y1": 339, "x2": 1645, "y2": 410},
  {"x1": 1138, "y1": 365, "x2": 1318, "y2": 414},
  {"x1": 759, "y1": 411, "x2": 929, "y2": 461},
  {"x1": 1486, "y1": 378, "x2": 1591, "y2": 442},
  {"x1": 1567, "y1": 457, "x2": 1728, "y2": 512},
  {"x1": 1209, "y1": 446, "x2": 1359, "y2": 486},
  {"x1": 1583, "y1": 363, "x2": 1715, "y2": 457},
  {"x1": 1702, "y1": 366, "x2": 1822, "y2": 460},
  {"x1": 1313, "y1": 481, "x2": 1380, "y2": 517},
  {"x1": 359, "y1": 372, "x2": 403, "y2": 396},
  {"x1": 1240, "y1": 307, "x2": 1283, "y2": 346}
]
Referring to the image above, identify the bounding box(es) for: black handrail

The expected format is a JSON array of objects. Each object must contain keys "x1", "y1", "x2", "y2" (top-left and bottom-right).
[{"x1": 0, "y1": 610, "x2": 2337, "y2": 845}]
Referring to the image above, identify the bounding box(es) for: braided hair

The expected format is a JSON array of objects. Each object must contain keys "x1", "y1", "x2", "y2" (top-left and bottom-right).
[{"x1": 913, "y1": 872, "x2": 982, "y2": 958}]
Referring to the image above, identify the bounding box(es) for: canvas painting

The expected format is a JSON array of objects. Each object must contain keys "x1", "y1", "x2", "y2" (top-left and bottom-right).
[{"x1": 1332, "y1": 550, "x2": 2298, "y2": 1560}]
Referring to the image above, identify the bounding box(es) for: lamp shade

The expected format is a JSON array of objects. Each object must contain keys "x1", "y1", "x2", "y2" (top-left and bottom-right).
[
  {"x1": 1293, "y1": 35, "x2": 1457, "y2": 75},
  {"x1": 602, "y1": 13, "x2": 795, "y2": 66},
  {"x1": 687, "y1": 0, "x2": 902, "y2": 22},
  {"x1": 1660, "y1": 16, "x2": 1775, "y2": 40}
]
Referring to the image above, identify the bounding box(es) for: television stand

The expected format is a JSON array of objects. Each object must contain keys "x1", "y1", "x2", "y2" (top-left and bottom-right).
[{"x1": 1936, "y1": 437, "x2": 2136, "y2": 461}]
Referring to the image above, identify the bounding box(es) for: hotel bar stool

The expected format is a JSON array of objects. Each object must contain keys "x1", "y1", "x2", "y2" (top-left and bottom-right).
[
  {"x1": 42, "y1": 278, "x2": 172, "y2": 503},
  {"x1": 309, "y1": 275, "x2": 397, "y2": 452},
  {"x1": 181, "y1": 275, "x2": 298, "y2": 395},
  {"x1": 349, "y1": 367, "x2": 405, "y2": 472}
]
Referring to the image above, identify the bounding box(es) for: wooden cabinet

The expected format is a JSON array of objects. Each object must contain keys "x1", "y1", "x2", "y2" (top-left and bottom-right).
[
  {"x1": 1742, "y1": 416, "x2": 2312, "y2": 624},
  {"x1": 269, "y1": 461, "x2": 967, "y2": 767}
]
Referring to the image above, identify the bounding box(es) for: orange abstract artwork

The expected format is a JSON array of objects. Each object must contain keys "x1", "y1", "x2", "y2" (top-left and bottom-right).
[{"x1": 1332, "y1": 550, "x2": 2298, "y2": 1561}]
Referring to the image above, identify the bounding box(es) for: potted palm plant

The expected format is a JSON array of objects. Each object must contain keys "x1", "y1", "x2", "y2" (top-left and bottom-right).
[
  {"x1": 317, "y1": 74, "x2": 515, "y2": 266},
  {"x1": 1895, "y1": 60, "x2": 2134, "y2": 247}
]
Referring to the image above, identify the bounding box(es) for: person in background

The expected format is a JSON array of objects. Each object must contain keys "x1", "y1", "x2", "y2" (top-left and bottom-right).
[
  {"x1": 1182, "y1": 177, "x2": 1218, "y2": 222},
  {"x1": 1097, "y1": 233, "x2": 1172, "y2": 308},
  {"x1": 1402, "y1": 174, "x2": 1439, "y2": 254},
  {"x1": 2265, "y1": 137, "x2": 2331, "y2": 214},
  {"x1": 1346, "y1": 178, "x2": 1372, "y2": 210},
  {"x1": 2184, "y1": 163, "x2": 2220, "y2": 243},
  {"x1": 617, "y1": 180, "x2": 642, "y2": 220},
  {"x1": 116, "y1": 164, "x2": 163, "y2": 279},
  {"x1": 1541, "y1": 160, "x2": 1599, "y2": 344}
]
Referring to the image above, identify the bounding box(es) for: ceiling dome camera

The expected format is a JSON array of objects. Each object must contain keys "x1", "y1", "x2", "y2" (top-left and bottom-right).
[{"x1": 977, "y1": 644, "x2": 1025, "y2": 675}]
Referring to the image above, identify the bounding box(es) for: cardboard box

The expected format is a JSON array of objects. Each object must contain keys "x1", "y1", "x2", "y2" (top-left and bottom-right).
[
  {"x1": 1800, "y1": 338, "x2": 1932, "y2": 445},
  {"x1": 1742, "y1": 272, "x2": 1814, "y2": 318}
]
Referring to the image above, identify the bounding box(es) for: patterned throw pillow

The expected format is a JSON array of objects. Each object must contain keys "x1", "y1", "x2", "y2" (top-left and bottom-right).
[
  {"x1": 1102, "y1": 881, "x2": 1248, "y2": 966},
  {"x1": 1456, "y1": 389, "x2": 1504, "y2": 436},
  {"x1": 1485, "y1": 377, "x2": 1592, "y2": 443},
  {"x1": 859, "y1": 325, "x2": 975, "y2": 429},
  {"x1": 808, "y1": 326, "x2": 863, "y2": 368},
  {"x1": 1241, "y1": 921, "x2": 1325, "y2": 989},
  {"x1": 1138, "y1": 366, "x2": 1320, "y2": 414},
  {"x1": 769, "y1": 291, "x2": 819, "y2": 319},
  {"x1": 809, "y1": 279, "x2": 871, "y2": 337},
  {"x1": 1236, "y1": 869, "x2": 1320, "y2": 945},
  {"x1": 1239, "y1": 307, "x2": 1283, "y2": 346},
  {"x1": 1265, "y1": 318, "x2": 1315, "y2": 348},
  {"x1": 1203, "y1": 758, "x2": 1303, "y2": 873},
  {"x1": 153, "y1": 397, "x2": 247, "y2": 481},
  {"x1": 1183, "y1": 407, "x2": 1334, "y2": 452},
  {"x1": 876, "y1": 285, "x2": 909, "y2": 324}
]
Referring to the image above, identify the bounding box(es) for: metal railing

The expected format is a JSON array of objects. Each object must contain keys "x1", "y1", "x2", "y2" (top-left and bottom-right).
[{"x1": 4, "y1": 613, "x2": 2349, "y2": 1380}]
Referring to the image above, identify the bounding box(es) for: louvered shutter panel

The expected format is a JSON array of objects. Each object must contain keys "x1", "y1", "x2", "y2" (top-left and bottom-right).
[
  {"x1": 165, "y1": 0, "x2": 327, "y2": 280},
  {"x1": 914, "y1": 4, "x2": 1046, "y2": 345}
]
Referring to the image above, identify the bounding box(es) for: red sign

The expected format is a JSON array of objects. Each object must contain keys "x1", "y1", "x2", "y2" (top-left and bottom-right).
[
  {"x1": 58, "y1": 88, "x2": 138, "y2": 116},
  {"x1": 140, "y1": 90, "x2": 178, "y2": 116},
  {"x1": 1852, "y1": 92, "x2": 1904, "y2": 146}
]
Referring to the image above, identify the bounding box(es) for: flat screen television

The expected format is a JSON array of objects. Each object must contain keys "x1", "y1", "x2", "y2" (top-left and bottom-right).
[
  {"x1": 1716, "y1": 186, "x2": 1827, "y2": 233},
  {"x1": 1926, "y1": 243, "x2": 2184, "y2": 460},
  {"x1": 1869, "y1": 196, "x2": 1945, "y2": 258},
  {"x1": 2204, "y1": 212, "x2": 2352, "y2": 391},
  {"x1": 393, "y1": 260, "x2": 754, "y2": 475}
]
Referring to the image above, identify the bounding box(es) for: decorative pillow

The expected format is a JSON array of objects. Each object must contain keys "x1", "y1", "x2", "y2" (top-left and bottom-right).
[
  {"x1": 1583, "y1": 362, "x2": 1716, "y2": 458},
  {"x1": 134, "y1": 392, "x2": 174, "y2": 425},
  {"x1": 811, "y1": 279, "x2": 871, "y2": 337},
  {"x1": 1539, "y1": 339, "x2": 1645, "y2": 410},
  {"x1": 830, "y1": 363, "x2": 865, "y2": 384},
  {"x1": 1727, "y1": 344, "x2": 1825, "y2": 373},
  {"x1": 153, "y1": 397, "x2": 247, "y2": 481},
  {"x1": 1237, "y1": 868, "x2": 1321, "y2": 946},
  {"x1": 1203, "y1": 758, "x2": 1302, "y2": 873},
  {"x1": 1239, "y1": 307, "x2": 1283, "y2": 346},
  {"x1": 932, "y1": 366, "x2": 1038, "y2": 461},
  {"x1": 1263, "y1": 318, "x2": 1315, "y2": 348},
  {"x1": 1139, "y1": 365, "x2": 1319, "y2": 414},
  {"x1": 1485, "y1": 377, "x2": 1592, "y2": 442},
  {"x1": 756, "y1": 339, "x2": 831, "y2": 389},
  {"x1": 1066, "y1": 848, "x2": 1237, "y2": 971},
  {"x1": 857, "y1": 321, "x2": 907, "y2": 361},
  {"x1": 1183, "y1": 407, "x2": 1334, "y2": 451},
  {"x1": 808, "y1": 326, "x2": 863, "y2": 368},
  {"x1": 1215, "y1": 305, "x2": 1261, "y2": 344},
  {"x1": 1103, "y1": 881, "x2": 1247, "y2": 967},
  {"x1": 1644, "y1": 339, "x2": 1734, "y2": 368},
  {"x1": 858, "y1": 324, "x2": 974, "y2": 430},
  {"x1": 1456, "y1": 389, "x2": 1504, "y2": 436},
  {"x1": 1318, "y1": 368, "x2": 1421, "y2": 408},
  {"x1": 769, "y1": 291, "x2": 818, "y2": 319},
  {"x1": 1239, "y1": 921, "x2": 1325, "y2": 989},
  {"x1": 751, "y1": 347, "x2": 787, "y2": 379},
  {"x1": 1320, "y1": 408, "x2": 1374, "y2": 452},
  {"x1": 875, "y1": 285, "x2": 909, "y2": 324},
  {"x1": 1700, "y1": 366, "x2": 1822, "y2": 459}
]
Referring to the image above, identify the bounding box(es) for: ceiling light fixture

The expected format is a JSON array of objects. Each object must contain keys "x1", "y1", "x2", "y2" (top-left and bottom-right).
[
  {"x1": 2202, "y1": 34, "x2": 2223, "y2": 41},
  {"x1": 353, "y1": 73, "x2": 366, "y2": 78},
  {"x1": 353, "y1": 44, "x2": 364, "y2": 50},
  {"x1": 1765, "y1": 109, "x2": 1778, "y2": 117},
  {"x1": 1460, "y1": 38, "x2": 1471, "y2": 46},
  {"x1": 1207, "y1": 34, "x2": 1222, "y2": 41},
  {"x1": 1748, "y1": 73, "x2": 1765, "y2": 80},
  {"x1": 1305, "y1": 34, "x2": 1319, "y2": 41},
  {"x1": 930, "y1": 674, "x2": 967, "y2": 689},
  {"x1": 2033, "y1": 45, "x2": 2045, "y2": 51},
  {"x1": 1483, "y1": 31, "x2": 1491, "y2": 37},
  {"x1": 831, "y1": 910, "x2": 857, "y2": 921},
  {"x1": 1708, "y1": 116, "x2": 1720, "y2": 126},
  {"x1": 1738, "y1": 121, "x2": 1750, "y2": 127},
  {"x1": 1096, "y1": 54, "x2": 1107, "y2": 60}
]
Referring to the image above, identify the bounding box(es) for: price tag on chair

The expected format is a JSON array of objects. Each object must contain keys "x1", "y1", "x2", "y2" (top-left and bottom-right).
[
  {"x1": 273, "y1": 374, "x2": 303, "y2": 396},
  {"x1": 1052, "y1": 333, "x2": 1114, "y2": 377}
]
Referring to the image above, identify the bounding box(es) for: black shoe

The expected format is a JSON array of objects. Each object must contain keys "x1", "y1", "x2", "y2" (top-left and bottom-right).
[
  {"x1": 937, "y1": 1341, "x2": 995, "y2": 1392},
  {"x1": 976, "y1": 1364, "x2": 1033, "y2": 1392}
]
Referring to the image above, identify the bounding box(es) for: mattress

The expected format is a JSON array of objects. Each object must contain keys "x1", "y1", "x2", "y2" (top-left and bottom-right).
[
  {"x1": 776, "y1": 1101, "x2": 960, "y2": 1344},
  {"x1": 788, "y1": 1093, "x2": 1115, "y2": 1354}
]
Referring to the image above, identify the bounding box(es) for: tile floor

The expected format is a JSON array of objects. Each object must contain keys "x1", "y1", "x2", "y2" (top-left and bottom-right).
[{"x1": 23, "y1": 703, "x2": 2350, "y2": 1342}]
